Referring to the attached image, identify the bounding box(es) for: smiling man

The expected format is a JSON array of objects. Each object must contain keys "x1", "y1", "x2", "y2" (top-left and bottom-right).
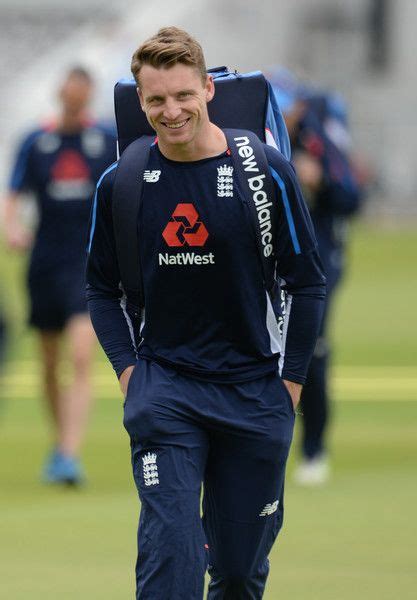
[{"x1": 86, "y1": 27, "x2": 326, "y2": 599}]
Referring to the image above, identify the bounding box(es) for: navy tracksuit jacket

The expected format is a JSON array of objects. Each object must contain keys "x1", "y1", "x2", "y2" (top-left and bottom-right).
[
  {"x1": 8, "y1": 123, "x2": 116, "y2": 329},
  {"x1": 294, "y1": 105, "x2": 362, "y2": 460}
]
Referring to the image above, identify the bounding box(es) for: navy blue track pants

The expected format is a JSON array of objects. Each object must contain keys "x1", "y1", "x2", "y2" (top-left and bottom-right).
[{"x1": 123, "y1": 359, "x2": 295, "y2": 599}]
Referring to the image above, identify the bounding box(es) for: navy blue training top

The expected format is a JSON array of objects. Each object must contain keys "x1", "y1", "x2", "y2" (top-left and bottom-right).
[
  {"x1": 86, "y1": 142, "x2": 326, "y2": 384},
  {"x1": 9, "y1": 123, "x2": 117, "y2": 276},
  {"x1": 295, "y1": 109, "x2": 362, "y2": 252}
]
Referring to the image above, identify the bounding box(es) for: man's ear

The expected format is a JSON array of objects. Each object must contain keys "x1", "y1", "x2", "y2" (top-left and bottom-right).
[
  {"x1": 58, "y1": 84, "x2": 65, "y2": 104},
  {"x1": 205, "y1": 75, "x2": 215, "y2": 103},
  {"x1": 137, "y1": 87, "x2": 145, "y2": 112}
]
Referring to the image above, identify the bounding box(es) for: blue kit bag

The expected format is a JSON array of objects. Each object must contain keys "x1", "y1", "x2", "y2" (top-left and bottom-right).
[
  {"x1": 114, "y1": 66, "x2": 290, "y2": 158},
  {"x1": 112, "y1": 66, "x2": 291, "y2": 309}
]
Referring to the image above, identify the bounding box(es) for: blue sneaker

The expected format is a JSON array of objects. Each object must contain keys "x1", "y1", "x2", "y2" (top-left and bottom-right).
[{"x1": 42, "y1": 450, "x2": 85, "y2": 486}]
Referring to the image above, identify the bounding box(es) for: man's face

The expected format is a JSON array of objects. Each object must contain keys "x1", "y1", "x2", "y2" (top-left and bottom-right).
[
  {"x1": 283, "y1": 100, "x2": 306, "y2": 139},
  {"x1": 138, "y1": 63, "x2": 214, "y2": 152},
  {"x1": 60, "y1": 75, "x2": 93, "y2": 116}
]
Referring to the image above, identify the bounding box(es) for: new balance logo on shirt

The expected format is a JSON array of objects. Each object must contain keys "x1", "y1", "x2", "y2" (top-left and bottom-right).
[{"x1": 143, "y1": 170, "x2": 161, "y2": 183}]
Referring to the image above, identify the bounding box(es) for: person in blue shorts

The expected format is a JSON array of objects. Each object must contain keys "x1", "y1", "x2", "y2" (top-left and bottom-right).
[
  {"x1": 86, "y1": 27, "x2": 325, "y2": 598},
  {"x1": 271, "y1": 68, "x2": 362, "y2": 485},
  {"x1": 3, "y1": 66, "x2": 117, "y2": 485}
]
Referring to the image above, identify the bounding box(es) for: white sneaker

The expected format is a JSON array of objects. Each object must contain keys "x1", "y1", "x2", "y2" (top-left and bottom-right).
[{"x1": 293, "y1": 455, "x2": 330, "y2": 486}]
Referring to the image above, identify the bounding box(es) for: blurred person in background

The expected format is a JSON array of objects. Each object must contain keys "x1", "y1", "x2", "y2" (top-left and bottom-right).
[
  {"x1": 0, "y1": 305, "x2": 6, "y2": 369},
  {"x1": 2, "y1": 66, "x2": 117, "y2": 485},
  {"x1": 0, "y1": 302, "x2": 7, "y2": 414},
  {"x1": 271, "y1": 68, "x2": 363, "y2": 485}
]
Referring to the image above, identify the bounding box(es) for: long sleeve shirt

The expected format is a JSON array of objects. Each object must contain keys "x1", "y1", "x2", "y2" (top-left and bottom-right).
[{"x1": 86, "y1": 142, "x2": 326, "y2": 384}]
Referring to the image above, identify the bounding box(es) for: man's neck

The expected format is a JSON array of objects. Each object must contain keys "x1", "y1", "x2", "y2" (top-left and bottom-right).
[{"x1": 58, "y1": 112, "x2": 87, "y2": 134}]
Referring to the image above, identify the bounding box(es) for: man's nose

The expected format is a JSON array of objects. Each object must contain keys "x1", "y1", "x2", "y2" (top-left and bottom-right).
[{"x1": 163, "y1": 99, "x2": 182, "y2": 121}]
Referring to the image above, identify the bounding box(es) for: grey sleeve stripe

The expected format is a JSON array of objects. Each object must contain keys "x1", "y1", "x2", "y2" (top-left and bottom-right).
[
  {"x1": 278, "y1": 294, "x2": 292, "y2": 376},
  {"x1": 119, "y1": 290, "x2": 138, "y2": 358},
  {"x1": 265, "y1": 291, "x2": 282, "y2": 354}
]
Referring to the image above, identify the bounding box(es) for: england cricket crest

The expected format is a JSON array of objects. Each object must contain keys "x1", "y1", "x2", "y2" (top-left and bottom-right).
[
  {"x1": 142, "y1": 452, "x2": 159, "y2": 487},
  {"x1": 217, "y1": 164, "x2": 234, "y2": 197}
]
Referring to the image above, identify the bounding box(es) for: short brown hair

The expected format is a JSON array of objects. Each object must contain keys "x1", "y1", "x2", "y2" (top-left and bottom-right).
[
  {"x1": 66, "y1": 66, "x2": 94, "y2": 85},
  {"x1": 131, "y1": 26, "x2": 207, "y2": 86}
]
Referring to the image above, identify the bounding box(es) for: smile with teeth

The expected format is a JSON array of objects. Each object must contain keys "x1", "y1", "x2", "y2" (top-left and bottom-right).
[{"x1": 162, "y1": 118, "x2": 190, "y2": 129}]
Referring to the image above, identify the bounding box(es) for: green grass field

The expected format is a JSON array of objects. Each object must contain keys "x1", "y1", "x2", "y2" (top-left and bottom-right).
[{"x1": 1, "y1": 222, "x2": 416, "y2": 599}]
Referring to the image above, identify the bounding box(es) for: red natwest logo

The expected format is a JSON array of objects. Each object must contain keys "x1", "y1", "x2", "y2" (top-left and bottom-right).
[
  {"x1": 162, "y1": 203, "x2": 209, "y2": 247},
  {"x1": 51, "y1": 150, "x2": 90, "y2": 181}
]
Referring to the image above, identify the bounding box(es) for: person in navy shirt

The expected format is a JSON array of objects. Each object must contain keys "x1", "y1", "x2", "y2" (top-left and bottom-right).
[
  {"x1": 271, "y1": 68, "x2": 362, "y2": 485},
  {"x1": 87, "y1": 28, "x2": 325, "y2": 599},
  {"x1": 3, "y1": 66, "x2": 116, "y2": 485}
]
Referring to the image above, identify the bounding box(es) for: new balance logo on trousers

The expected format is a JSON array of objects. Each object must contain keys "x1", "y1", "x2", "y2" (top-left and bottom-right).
[{"x1": 259, "y1": 500, "x2": 279, "y2": 517}]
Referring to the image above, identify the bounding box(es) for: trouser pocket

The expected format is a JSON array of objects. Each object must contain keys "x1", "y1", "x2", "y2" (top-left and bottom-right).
[{"x1": 278, "y1": 376, "x2": 295, "y2": 417}]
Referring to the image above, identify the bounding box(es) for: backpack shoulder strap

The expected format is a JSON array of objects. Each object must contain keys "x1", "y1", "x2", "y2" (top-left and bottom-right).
[
  {"x1": 112, "y1": 135, "x2": 153, "y2": 307},
  {"x1": 223, "y1": 128, "x2": 277, "y2": 292}
]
